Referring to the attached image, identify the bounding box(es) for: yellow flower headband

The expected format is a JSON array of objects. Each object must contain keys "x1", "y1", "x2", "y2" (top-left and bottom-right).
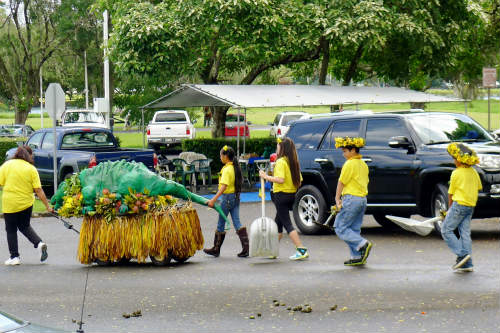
[
  {"x1": 447, "y1": 142, "x2": 479, "y2": 166},
  {"x1": 223, "y1": 145, "x2": 228, "y2": 151},
  {"x1": 335, "y1": 137, "x2": 365, "y2": 149},
  {"x1": 276, "y1": 138, "x2": 282, "y2": 144}
]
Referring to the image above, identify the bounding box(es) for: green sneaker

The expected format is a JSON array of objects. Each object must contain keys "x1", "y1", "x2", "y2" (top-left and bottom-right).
[
  {"x1": 344, "y1": 258, "x2": 364, "y2": 266},
  {"x1": 289, "y1": 248, "x2": 309, "y2": 261}
]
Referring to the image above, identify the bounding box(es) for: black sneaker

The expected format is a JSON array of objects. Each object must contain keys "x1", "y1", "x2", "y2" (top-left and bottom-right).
[
  {"x1": 359, "y1": 241, "x2": 372, "y2": 264},
  {"x1": 452, "y1": 254, "x2": 471, "y2": 270},
  {"x1": 344, "y1": 258, "x2": 364, "y2": 266}
]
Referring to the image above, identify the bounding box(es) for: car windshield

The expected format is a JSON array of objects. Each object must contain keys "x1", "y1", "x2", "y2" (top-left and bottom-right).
[
  {"x1": 61, "y1": 132, "x2": 115, "y2": 148},
  {"x1": 64, "y1": 112, "x2": 105, "y2": 124},
  {"x1": 0, "y1": 125, "x2": 23, "y2": 136},
  {"x1": 282, "y1": 114, "x2": 305, "y2": 126},
  {"x1": 155, "y1": 112, "x2": 187, "y2": 122},
  {"x1": 226, "y1": 115, "x2": 245, "y2": 122},
  {"x1": 0, "y1": 312, "x2": 26, "y2": 331},
  {"x1": 409, "y1": 114, "x2": 494, "y2": 144}
]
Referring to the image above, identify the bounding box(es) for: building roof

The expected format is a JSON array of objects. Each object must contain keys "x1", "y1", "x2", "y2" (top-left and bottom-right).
[{"x1": 143, "y1": 84, "x2": 463, "y2": 109}]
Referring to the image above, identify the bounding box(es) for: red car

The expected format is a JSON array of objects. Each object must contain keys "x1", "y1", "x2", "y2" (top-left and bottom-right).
[{"x1": 225, "y1": 114, "x2": 250, "y2": 137}]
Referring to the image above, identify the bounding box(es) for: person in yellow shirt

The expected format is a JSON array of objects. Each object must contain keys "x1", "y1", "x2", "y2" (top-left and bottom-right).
[
  {"x1": 259, "y1": 138, "x2": 308, "y2": 260},
  {"x1": 333, "y1": 137, "x2": 372, "y2": 266},
  {"x1": 440, "y1": 143, "x2": 482, "y2": 272},
  {"x1": 0, "y1": 146, "x2": 53, "y2": 265},
  {"x1": 204, "y1": 145, "x2": 248, "y2": 257}
]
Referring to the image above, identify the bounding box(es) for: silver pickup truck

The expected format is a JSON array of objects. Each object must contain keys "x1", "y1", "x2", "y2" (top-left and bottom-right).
[{"x1": 146, "y1": 110, "x2": 196, "y2": 150}]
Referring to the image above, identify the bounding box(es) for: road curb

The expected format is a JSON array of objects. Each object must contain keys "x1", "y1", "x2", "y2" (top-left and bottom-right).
[{"x1": 0, "y1": 212, "x2": 53, "y2": 219}]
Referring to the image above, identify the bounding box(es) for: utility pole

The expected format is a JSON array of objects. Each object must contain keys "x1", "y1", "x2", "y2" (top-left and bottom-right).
[
  {"x1": 84, "y1": 50, "x2": 89, "y2": 110},
  {"x1": 103, "y1": 10, "x2": 111, "y2": 129},
  {"x1": 39, "y1": 67, "x2": 43, "y2": 128}
]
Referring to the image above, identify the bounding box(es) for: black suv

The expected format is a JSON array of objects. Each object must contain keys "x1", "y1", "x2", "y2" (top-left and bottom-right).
[{"x1": 286, "y1": 111, "x2": 500, "y2": 234}]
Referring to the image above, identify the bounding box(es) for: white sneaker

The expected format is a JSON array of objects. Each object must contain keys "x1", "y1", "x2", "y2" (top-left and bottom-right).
[
  {"x1": 37, "y1": 242, "x2": 48, "y2": 262},
  {"x1": 5, "y1": 257, "x2": 21, "y2": 265}
]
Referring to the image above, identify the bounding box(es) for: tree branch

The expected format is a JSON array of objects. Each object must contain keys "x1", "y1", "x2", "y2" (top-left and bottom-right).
[{"x1": 240, "y1": 42, "x2": 323, "y2": 85}]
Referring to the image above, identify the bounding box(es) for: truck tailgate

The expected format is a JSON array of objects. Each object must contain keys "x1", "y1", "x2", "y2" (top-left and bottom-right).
[{"x1": 149, "y1": 123, "x2": 187, "y2": 137}]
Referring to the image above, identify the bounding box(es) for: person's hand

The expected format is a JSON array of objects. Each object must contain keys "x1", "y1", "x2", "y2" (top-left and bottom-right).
[
  {"x1": 335, "y1": 199, "x2": 342, "y2": 210},
  {"x1": 46, "y1": 206, "x2": 55, "y2": 214},
  {"x1": 207, "y1": 198, "x2": 216, "y2": 208},
  {"x1": 259, "y1": 170, "x2": 267, "y2": 179}
]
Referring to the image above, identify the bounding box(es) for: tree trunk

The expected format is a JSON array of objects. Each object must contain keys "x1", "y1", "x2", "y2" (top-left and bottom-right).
[
  {"x1": 318, "y1": 37, "x2": 330, "y2": 85},
  {"x1": 342, "y1": 44, "x2": 364, "y2": 86},
  {"x1": 211, "y1": 106, "x2": 229, "y2": 138},
  {"x1": 14, "y1": 105, "x2": 29, "y2": 124}
]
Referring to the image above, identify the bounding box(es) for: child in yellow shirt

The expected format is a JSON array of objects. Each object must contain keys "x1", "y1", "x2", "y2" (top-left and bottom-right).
[
  {"x1": 333, "y1": 137, "x2": 372, "y2": 266},
  {"x1": 440, "y1": 143, "x2": 482, "y2": 272},
  {"x1": 204, "y1": 145, "x2": 248, "y2": 258}
]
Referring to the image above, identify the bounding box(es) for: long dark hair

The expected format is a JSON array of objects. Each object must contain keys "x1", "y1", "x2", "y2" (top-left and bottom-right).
[
  {"x1": 221, "y1": 145, "x2": 242, "y2": 198},
  {"x1": 13, "y1": 145, "x2": 34, "y2": 164},
  {"x1": 277, "y1": 138, "x2": 301, "y2": 189}
]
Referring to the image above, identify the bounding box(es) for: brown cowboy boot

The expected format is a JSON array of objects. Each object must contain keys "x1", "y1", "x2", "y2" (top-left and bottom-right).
[
  {"x1": 236, "y1": 227, "x2": 249, "y2": 257},
  {"x1": 203, "y1": 231, "x2": 226, "y2": 257}
]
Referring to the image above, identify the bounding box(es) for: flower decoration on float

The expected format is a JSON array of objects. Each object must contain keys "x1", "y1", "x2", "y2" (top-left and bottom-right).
[
  {"x1": 334, "y1": 136, "x2": 366, "y2": 149},
  {"x1": 447, "y1": 142, "x2": 479, "y2": 166}
]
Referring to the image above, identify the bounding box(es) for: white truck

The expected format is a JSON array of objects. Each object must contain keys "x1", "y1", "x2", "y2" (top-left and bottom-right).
[{"x1": 147, "y1": 110, "x2": 196, "y2": 149}]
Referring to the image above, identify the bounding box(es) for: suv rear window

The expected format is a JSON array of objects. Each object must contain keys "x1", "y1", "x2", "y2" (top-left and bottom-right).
[
  {"x1": 155, "y1": 113, "x2": 187, "y2": 122},
  {"x1": 287, "y1": 120, "x2": 331, "y2": 150}
]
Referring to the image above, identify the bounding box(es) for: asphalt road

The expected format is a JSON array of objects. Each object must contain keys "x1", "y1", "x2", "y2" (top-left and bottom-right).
[{"x1": 0, "y1": 203, "x2": 498, "y2": 333}]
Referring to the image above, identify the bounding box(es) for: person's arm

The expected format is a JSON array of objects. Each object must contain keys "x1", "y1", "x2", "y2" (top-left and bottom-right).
[
  {"x1": 335, "y1": 180, "x2": 344, "y2": 208},
  {"x1": 208, "y1": 184, "x2": 227, "y2": 208},
  {"x1": 34, "y1": 187, "x2": 54, "y2": 213},
  {"x1": 448, "y1": 193, "x2": 453, "y2": 208},
  {"x1": 258, "y1": 170, "x2": 284, "y2": 184}
]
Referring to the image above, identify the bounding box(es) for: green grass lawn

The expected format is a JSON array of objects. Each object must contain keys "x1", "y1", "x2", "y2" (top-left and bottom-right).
[{"x1": 0, "y1": 190, "x2": 47, "y2": 214}]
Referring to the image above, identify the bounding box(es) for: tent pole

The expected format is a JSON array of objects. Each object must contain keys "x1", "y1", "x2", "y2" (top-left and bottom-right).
[
  {"x1": 141, "y1": 108, "x2": 145, "y2": 148},
  {"x1": 237, "y1": 107, "x2": 240, "y2": 157},
  {"x1": 243, "y1": 108, "x2": 247, "y2": 156}
]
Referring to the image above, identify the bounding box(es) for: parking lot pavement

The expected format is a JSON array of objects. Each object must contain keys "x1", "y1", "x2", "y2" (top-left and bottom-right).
[{"x1": 0, "y1": 203, "x2": 498, "y2": 332}]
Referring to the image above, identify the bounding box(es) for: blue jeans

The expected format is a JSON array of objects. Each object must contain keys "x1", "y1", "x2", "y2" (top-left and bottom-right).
[
  {"x1": 334, "y1": 195, "x2": 367, "y2": 259},
  {"x1": 216, "y1": 193, "x2": 242, "y2": 232},
  {"x1": 442, "y1": 202, "x2": 473, "y2": 259}
]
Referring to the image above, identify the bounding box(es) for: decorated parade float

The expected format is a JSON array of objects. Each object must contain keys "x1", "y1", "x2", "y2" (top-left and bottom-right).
[{"x1": 51, "y1": 160, "x2": 223, "y2": 266}]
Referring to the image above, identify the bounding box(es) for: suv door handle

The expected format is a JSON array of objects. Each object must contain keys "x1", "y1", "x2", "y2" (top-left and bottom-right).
[
  {"x1": 314, "y1": 158, "x2": 329, "y2": 163},
  {"x1": 362, "y1": 158, "x2": 372, "y2": 163}
]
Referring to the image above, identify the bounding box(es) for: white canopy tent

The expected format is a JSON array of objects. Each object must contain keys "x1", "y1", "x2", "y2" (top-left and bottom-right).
[{"x1": 142, "y1": 84, "x2": 464, "y2": 154}]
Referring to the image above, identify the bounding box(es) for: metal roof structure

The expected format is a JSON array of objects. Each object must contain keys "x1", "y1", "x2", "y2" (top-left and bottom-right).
[{"x1": 143, "y1": 84, "x2": 463, "y2": 109}]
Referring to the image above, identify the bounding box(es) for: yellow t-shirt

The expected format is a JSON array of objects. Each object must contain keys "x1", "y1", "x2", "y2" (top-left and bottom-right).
[
  {"x1": 0, "y1": 159, "x2": 42, "y2": 213},
  {"x1": 339, "y1": 156, "x2": 369, "y2": 197},
  {"x1": 448, "y1": 166, "x2": 482, "y2": 207},
  {"x1": 218, "y1": 162, "x2": 235, "y2": 194},
  {"x1": 272, "y1": 157, "x2": 302, "y2": 193}
]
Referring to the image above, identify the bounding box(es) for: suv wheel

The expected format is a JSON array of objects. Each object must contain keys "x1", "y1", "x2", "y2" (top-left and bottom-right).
[
  {"x1": 293, "y1": 185, "x2": 327, "y2": 235},
  {"x1": 431, "y1": 183, "x2": 449, "y2": 217}
]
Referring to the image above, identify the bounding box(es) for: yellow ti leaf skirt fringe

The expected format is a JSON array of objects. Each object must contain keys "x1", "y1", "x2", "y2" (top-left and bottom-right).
[{"x1": 77, "y1": 205, "x2": 204, "y2": 264}]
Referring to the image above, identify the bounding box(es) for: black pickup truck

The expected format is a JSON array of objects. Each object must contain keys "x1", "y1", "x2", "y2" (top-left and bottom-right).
[{"x1": 286, "y1": 111, "x2": 500, "y2": 234}]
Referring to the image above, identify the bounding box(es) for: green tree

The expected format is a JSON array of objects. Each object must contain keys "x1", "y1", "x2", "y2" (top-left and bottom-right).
[
  {"x1": 0, "y1": 0, "x2": 65, "y2": 123},
  {"x1": 107, "y1": 0, "x2": 324, "y2": 137}
]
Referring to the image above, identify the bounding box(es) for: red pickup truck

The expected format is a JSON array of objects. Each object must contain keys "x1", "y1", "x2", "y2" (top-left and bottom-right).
[{"x1": 225, "y1": 114, "x2": 250, "y2": 137}]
